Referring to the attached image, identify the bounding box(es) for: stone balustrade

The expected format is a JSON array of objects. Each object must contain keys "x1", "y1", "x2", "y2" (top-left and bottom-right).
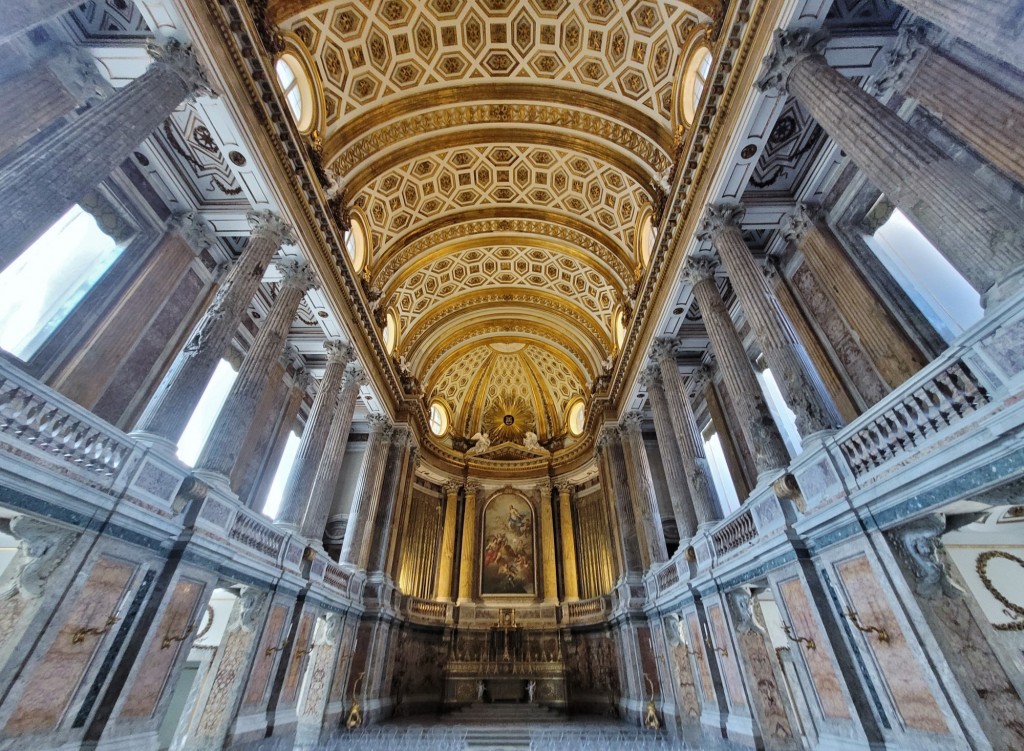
[
  {"x1": 564, "y1": 596, "x2": 611, "y2": 625},
  {"x1": 710, "y1": 508, "x2": 757, "y2": 556}
]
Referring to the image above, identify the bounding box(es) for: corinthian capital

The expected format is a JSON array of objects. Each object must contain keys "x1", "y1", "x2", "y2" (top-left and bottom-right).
[
  {"x1": 247, "y1": 210, "x2": 296, "y2": 248},
  {"x1": 325, "y1": 339, "x2": 355, "y2": 366},
  {"x1": 639, "y1": 365, "x2": 662, "y2": 389},
  {"x1": 682, "y1": 255, "x2": 719, "y2": 286},
  {"x1": 276, "y1": 258, "x2": 319, "y2": 293},
  {"x1": 650, "y1": 337, "x2": 678, "y2": 365},
  {"x1": 756, "y1": 27, "x2": 829, "y2": 96},
  {"x1": 170, "y1": 210, "x2": 215, "y2": 253},
  {"x1": 697, "y1": 203, "x2": 745, "y2": 242},
  {"x1": 147, "y1": 38, "x2": 213, "y2": 100},
  {"x1": 781, "y1": 203, "x2": 825, "y2": 244},
  {"x1": 620, "y1": 412, "x2": 644, "y2": 434}
]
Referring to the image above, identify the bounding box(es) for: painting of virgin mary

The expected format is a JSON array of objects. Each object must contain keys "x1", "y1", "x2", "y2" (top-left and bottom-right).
[{"x1": 480, "y1": 494, "x2": 536, "y2": 595}]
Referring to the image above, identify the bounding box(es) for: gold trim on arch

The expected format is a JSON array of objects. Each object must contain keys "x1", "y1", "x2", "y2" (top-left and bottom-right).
[{"x1": 369, "y1": 207, "x2": 636, "y2": 286}]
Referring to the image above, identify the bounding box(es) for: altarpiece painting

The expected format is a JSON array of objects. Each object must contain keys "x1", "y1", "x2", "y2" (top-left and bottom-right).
[{"x1": 480, "y1": 493, "x2": 536, "y2": 596}]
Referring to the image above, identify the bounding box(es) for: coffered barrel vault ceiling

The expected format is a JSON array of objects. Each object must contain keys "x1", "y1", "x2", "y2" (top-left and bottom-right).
[{"x1": 270, "y1": 0, "x2": 719, "y2": 445}]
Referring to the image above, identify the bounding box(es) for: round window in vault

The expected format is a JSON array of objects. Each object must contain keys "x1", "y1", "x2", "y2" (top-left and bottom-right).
[
  {"x1": 429, "y1": 400, "x2": 449, "y2": 437},
  {"x1": 275, "y1": 54, "x2": 314, "y2": 132},
  {"x1": 568, "y1": 400, "x2": 586, "y2": 437}
]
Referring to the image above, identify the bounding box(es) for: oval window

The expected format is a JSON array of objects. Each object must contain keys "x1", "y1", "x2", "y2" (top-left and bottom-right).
[
  {"x1": 614, "y1": 308, "x2": 627, "y2": 349},
  {"x1": 345, "y1": 216, "x2": 367, "y2": 272},
  {"x1": 639, "y1": 213, "x2": 656, "y2": 266},
  {"x1": 275, "y1": 54, "x2": 314, "y2": 132},
  {"x1": 681, "y1": 46, "x2": 713, "y2": 126},
  {"x1": 383, "y1": 310, "x2": 398, "y2": 354},
  {"x1": 567, "y1": 400, "x2": 586, "y2": 437},
  {"x1": 429, "y1": 401, "x2": 449, "y2": 436}
]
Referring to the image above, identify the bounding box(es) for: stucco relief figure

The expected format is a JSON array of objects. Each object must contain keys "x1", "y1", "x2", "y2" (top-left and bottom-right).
[
  {"x1": 467, "y1": 432, "x2": 491, "y2": 455},
  {"x1": 523, "y1": 431, "x2": 548, "y2": 453}
]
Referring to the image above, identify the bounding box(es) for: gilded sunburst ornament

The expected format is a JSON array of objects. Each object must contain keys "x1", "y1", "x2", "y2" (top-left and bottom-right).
[{"x1": 482, "y1": 393, "x2": 535, "y2": 444}]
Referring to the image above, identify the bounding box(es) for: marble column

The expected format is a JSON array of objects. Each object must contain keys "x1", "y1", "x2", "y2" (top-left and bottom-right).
[
  {"x1": 0, "y1": 44, "x2": 110, "y2": 160},
  {"x1": 651, "y1": 339, "x2": 723, "y2": 528},
  {"x1": 684, "y1": 257, "x2": 790, "y2": 479},
  {"x1": 0, "y1": 0, "x2": 81, "y2": 43},
  {"x1": 242, "y1": 367, "x2": 309, "y2": 509},
  {"x1": 193, "y1": 259, "x2": 318, "y2": 482},
  {"x1": 435, "y1": 482, "x2": 460, "y2": 601},
  {"x1": 701, "y1": 203, "x2": 845, "y2": 438},
  {"x1": 135, "y1": 211, "x2": 295, "y2": 443},
  {"x1": 555, "y1": 484, "x2": 579, "y2": 601},
  {"x1": 339, "y1": 414, "x2": 392, "y2": 569},
  {"x1": 758, "y1": 27, "x2": 1024, "y2": 307},
  {"x1": 894, "y1": 0, "x2": 1024, "y2": 72},
  {"x1": 619, "y1": 413, "x2": 668, "y2": 565},
  {"x1": 274, "y1": 340, "x2": 354, "y2": 532},
  {"x1": 640, "y1": 366, "x2": 698, "y2": 540},
  {"x1": 457, "y1": 483, "x2": 480, "y2": 603},
  {"x1": 366, "y1": 427, "x2": 412, "y2": 574},
  {"x1": 896, "y1": 31, "x2": 1024, "y2": 186},
  {"x1": 596, "y1": 425, "x2": 643, "y2": 576},
  {"x1": 0, "y1": 40, "x2": 211, "y2": 273},
  {"x1": 301, "y1": 365, "x2": 365, "y2": 544},
  {"x1": 540, "y1": 485, "x2": 559, "y2": 603},
  {"x1": 783, "y1": 204, "x2": 926, "y2": 390}
]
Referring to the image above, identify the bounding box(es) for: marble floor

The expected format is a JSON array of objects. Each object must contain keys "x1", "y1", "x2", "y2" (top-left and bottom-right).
[{"x1": 235, "y1": 704, "x2": 750, "y2": 750}]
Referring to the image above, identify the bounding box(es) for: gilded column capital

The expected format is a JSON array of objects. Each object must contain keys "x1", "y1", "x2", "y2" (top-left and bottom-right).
[
  {"x1": 276, "y1": 258, "x2": 319, "y2": 293},
  {"x1": 781, "y1": 203, "x2": 826, "y2": 244},
  {"x1": 443, "y1": 480, "x2": 460, "y2": 496},
  {"x1": 146, "y1": 38, "x2": 213, "y2": 100},
  {"x1": 554, "y1": 482, "x2": 573, "y2": 497},
  {"x1": 682, "y1": 255, "x2": 719, "y2": 286},
  {"x1": 247, "y1": 209, "x2": 296, "y2": 248},
  {"x1": 170, "y1": 210, "x2": 215, "y2": 254},
  {"x1": 464, "y1": 481, "x2": 481, "y2": 497},
  {"x1": 756, "y1": 27, "x2": 829, "y2": 96},
  {"x1": 697, "y1": 203, "x2": 746, "y2": 242}
]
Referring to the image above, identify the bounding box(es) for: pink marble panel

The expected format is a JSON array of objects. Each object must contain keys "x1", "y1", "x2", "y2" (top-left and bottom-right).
[
  {"x1": 708, "y1": 603, "x2": 746, "y2": 710},
  {"x1": 778, "y1": 576, "x2": 851, "y2": 720},
  {"x1": 6, "y1": 557, "x2": 136, "y2": 733},
  {"x1": 121, "y1": 577, "x2": 206, "y2": 718},
  {"x1": 685, "y1": 612, "x2": 715, "y2": 704},
  {"x1": 281, "y1": 612, "x2": 314, "y2": 706},
  {"x1": 329, "y1": 620, "x2": 358, "y2": 704},
  {"x1": 835, "y1": 555, "x2": 947, "y2": 734},
  {"x1": 243, "y1": 604, "x2": 288, "y2": 708}
]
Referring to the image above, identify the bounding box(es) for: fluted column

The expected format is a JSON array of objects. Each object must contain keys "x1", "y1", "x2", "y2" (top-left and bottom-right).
[
  {"x1": 135, "y1": 211, "x2": 295, "y2": 443},
  {"x1": 784, "y1": 204, "x2": 926, "y2": 390},
  {"x1": 435, "y1": 482, "x2": 460, "y2": 601},
  {"x1": 596, "y1": 426, "x2": 643, "y2": 576},
  {"x1": 301, "y1": 365, "x2": 365, "y2": 543},
  {"x1": 339, "y1": 414, "x2": 393, "y2": 568},
  {"x1": 0, "y1": 40, "x2": 212, "y2": 273},
  {"x1": 874, "y1": 23, "x2": 1024, "y2": 186},
  {"x1": 457, "y1": 482, "x2": 480, "y2": 604},
  {"x1": 193, "y1": 260, "x2": 317, "y2": 481},
  {"x1": 0, "y1": 0, "x2": 81, "y2": 44},
  {"x1": 685, "y1": 257, "x2": 790, "y2": 479},
  {"x1": 555, "y1": 484, "x2": 579, "y2": 601},
  {"x1": 367, "y1": 427, "x2": 412, "y2": 574},
  {"x1": 894, "y1": 0, "x2": 1024, "y2": 72},
  {"x1": 639, "y1": 367, "x2": 698, "y2": 540},
  {"x1": 540, "y1": 485, "x2": 559, "y2": 603},
  {"x1": 274, "y1": 340, "x2": 354, "y2": 531},
  {"x1": 758, "y1": 27, "x2": 1024, "y2": 307},
  {"x1": 651, "y1": 339, "x2": 723, "y2": 527},
  {"x1": 619, "y1": 413, "x2": 668, "y2": 565},
  {"x1": 701, "y1": 203, "x2": 845, "y2": 438}
]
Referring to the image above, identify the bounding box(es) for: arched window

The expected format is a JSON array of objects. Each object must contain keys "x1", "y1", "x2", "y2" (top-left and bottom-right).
[
  {"x1": 681, "y1": 46, "x2": 713, "y2": 126},
  {"x1": 429, "y1": 400, "x2": 450, "y2": 437},
  {"x1": 275, "y1": 54, "x2": 314, "y2": 132},
  {"x1": 614, "y1": 307, "x2": 627, "y2": 350}
]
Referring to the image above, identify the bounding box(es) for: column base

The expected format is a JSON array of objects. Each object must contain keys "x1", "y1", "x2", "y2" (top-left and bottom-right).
[
  {"x1": 128, "y1": 430, "x2": 180, "y2": 457},
  {"x1": 190, "y1": 468, "x2": 237, "y2": 500}
]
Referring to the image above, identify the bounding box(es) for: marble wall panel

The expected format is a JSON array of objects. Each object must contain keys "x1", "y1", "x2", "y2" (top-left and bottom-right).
[
  {"x1": 669, "y1": 640, "x2": 702, "y2": 720},
  {"x1": 328, "y1": 618, "x2": 359, "y2": 705},
  {"x1": 708, "y1": 602, "x2": 747, "y2": 710},
  {"x1": 734, "y1": 598, "x2": 795, "y2": 747},
  {"x1": 192, "y1": 625, "x2": 257, "y2": 743},
  {"x1": 776, "y1": 577, "x2": 850, "y2": 721},
  {"x1": 281, "y1": 612, "x2": 314, "y2": 706},
  {"x1": 685, "y1": 612, "x2": 716, "y2": 704},
  {"x1": 5, "y1": 557, "x2": 136, "y2": 734},
  {"x1": 242, "y1": 603, "x2": 289, "y2": 708},
  {"x1": 120, "y1": 576, "x2": 207, "y2": 719},
  {"x1": 833, "y1": 555, "x2": 947, "y2": 735}
]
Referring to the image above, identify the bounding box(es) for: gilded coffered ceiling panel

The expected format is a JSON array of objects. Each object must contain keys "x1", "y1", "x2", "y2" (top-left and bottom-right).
[{"x1": 267, "y1": 0, "x2": 718, "y2": 454}]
